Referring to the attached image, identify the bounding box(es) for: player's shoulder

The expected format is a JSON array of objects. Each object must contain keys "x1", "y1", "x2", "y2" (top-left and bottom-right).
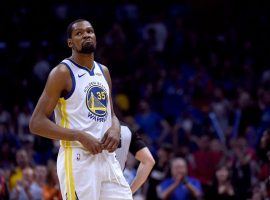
[
  {"x1": 96, "y1": 61, "x2": 109, "y2": 73},
  {"x1": 56, "y1": 63, "x2": 70, "y2": 72},
  {"x1": 48, "y1": 62, "x2": 70, "y2": 80}
]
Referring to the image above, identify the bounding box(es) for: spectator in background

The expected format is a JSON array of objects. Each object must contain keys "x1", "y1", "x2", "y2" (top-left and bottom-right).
[
  {"x1": 248, "y1": 184, "x2": 268, "y2": 200},
  {"x1": 161, "y1": 67, "x2": 186, "y2": 120},
  {"x1": 42, "y1": 162, "x2": 61, "y2": 200},
  {"x1": 233, "y1": 90, "x2": 260, "y2": 139},
  {"x1": 172, "y1": 112, "x2": 202, "y2": 154},
  {"x1": 258, "y1": 130, "x2": 270, "y2": 197},
  {"x1": 207, "y1": 166, "x2": 236, "y2": 200},
  {"x1": 230, "y1": 138, "x2": 252, "y2": 199},
  {"x1": 10, "y1": 167, "x2": 42, "y2": 200},
  {"x1": 146, "y1": 144, "x2": 172, "y2": 200},
  {"x1": 0, "y1": 141, "x2": 14, "y2": 169},
  {"x1": 257, "y1": 83, "x2": 270, "y2": 143},
  {"x1": 35, "y1": 165, "x2": 47, "y2": 190},
  {"x1": 115, "y1": 1, "x2": 139, "y2": 23},
  {"x1": 9, "y1": 149, "x2": 30, "y2": 191},
  {"x1": 209, "y1": 139, "x2": 224, "y2": 169},
  {"x1": 0, "y1": 104, "x2": 11, "y2": 130},
  {"x1": 11, "y1": 105, "x2": 20, "y2": 135},
  {"x1": 18, "y1": 105, "x2": 31, "y2": 136},
  {"x1": 258, "y1": 129, "x2": 270, "y2": 163},
  {"x1": 135, "y1": 100, "x2": 170, "y2": 149},
  {"x1": 32, "y1": 52, "x2": 51, "y2": 100},
  {"x1": 143, "y1": 15, "x2": 168, "y2": 53},
  {"x1": 0, "y1": 169, "x2": 9, "y2": 199},
  {"x1": 259, "y1": 130, "x2": 270, "y2": 184},
  {"x1": 191, "y1": 136, "x2": 222, "y2": 190},
  {"x1": 32, "y1": 53, "x2": 51, "y2": 84},
  {"x1": 0, "y1": 123, "x2": 20, "y2": 168},
  {"x1": 104, "y1": 23, "x2": 126, "y2": 47},
  {"x1": 209, "y1": 87, "x2": 230, "y2": 143},
  {"x1": 157, "y1": 157, "x2": 202, "y2": 200}
]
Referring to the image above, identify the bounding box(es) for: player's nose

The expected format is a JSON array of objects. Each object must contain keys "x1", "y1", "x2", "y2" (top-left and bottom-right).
[{"x1": 82, "y1": 32, "x2": 91, "y2": 39}]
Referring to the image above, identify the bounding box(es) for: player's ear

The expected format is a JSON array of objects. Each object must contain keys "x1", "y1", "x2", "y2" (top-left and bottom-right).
[{"x1": 67, "y1": 39, "x2": 73, "y2": 48}]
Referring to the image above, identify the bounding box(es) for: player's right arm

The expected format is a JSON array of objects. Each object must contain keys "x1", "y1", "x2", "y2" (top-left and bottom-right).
[
  {"x1": 29, "y1": 64, "x2": 102, "y2": 154},
  {"x1": 29, "y1": 64, "x2": 76, "y2": 141}
]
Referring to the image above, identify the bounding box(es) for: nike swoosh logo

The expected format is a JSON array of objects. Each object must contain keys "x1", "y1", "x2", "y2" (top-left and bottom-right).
[{"x1": 78, "y1": 73, "x2": 86, "y2": 78}]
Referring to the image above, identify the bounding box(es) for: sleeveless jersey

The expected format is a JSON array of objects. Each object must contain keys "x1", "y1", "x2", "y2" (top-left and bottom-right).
[{"x1": 54, "y1": 58, "x2": 112, "y2": 147}]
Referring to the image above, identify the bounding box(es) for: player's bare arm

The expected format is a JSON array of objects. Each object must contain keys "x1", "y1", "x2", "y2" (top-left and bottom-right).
[
  {"x1": 101, "y1": 65, "x2": 121, "y2": 152},
  {"x1": 29, "y1": 64, "x2": 102, "y2": 154}
]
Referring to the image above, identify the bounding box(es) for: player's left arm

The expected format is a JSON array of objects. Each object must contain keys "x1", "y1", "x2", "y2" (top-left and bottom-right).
[
  {"x1": 101, "y1": 65, "x2": 121, "y2": 152},
  {"x1": 131, "y1": 147, "x2": 155, "y2": 193}
]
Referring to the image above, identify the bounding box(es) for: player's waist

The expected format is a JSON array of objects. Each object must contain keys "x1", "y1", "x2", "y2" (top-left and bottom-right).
[
  {"x1": 60, "y1": 140, "x2": 86, "y2": 149},
  {"x1": 59, "y1": 141, "x2": 117, "y2": 158}
]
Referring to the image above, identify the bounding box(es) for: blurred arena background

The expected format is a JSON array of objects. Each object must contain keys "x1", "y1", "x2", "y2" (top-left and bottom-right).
[{"x1": 1, "y1": 0, "x2": 270, "y2": 199}]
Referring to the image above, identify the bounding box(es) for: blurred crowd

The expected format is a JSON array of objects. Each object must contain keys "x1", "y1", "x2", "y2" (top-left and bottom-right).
[{"x1": 1, "y1": 0, "x2": 270, "y2": 199}]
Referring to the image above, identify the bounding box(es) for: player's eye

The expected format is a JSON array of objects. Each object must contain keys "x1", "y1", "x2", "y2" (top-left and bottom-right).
[{"x1": 76, "y1": 32, "x2": 82, "y2": 36}]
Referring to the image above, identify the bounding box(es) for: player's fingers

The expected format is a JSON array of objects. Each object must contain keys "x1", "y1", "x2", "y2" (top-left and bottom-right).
[
  {"x1": 106, "y1": 140, "x2": 115, "y2": 151},
  {"x1": 101, "y1": 143, "x2": 105, "y2": 150},
  {"x1": 108, "y1": 136, "x2": 119, "y2": 151},
  {"x1": 101, "y1": 132, "x2": 108, "y2": 143},
  {"x1": 102, "y1": 136, "x2": 112, "y2": 148},
  {"x1": 111, "y1": 142, "x2": 119, "y2": 151},
  {"x1": 97, "y1": 148, "x2": 102, "y2": 153},
  {"x1": 96, "y1": 144, "x2": 102, "y2": 153},
  {"x1": 91, "y1": 145, "x2": 98, "y2": 154},
  {"x1": 108, "y1": 141, "x2": 119, "y2": 152},
  {"x1": 90, "y1": 148, "x2": 96, "y2": 155},
  {"x1": 96, "y1": 143, "x2": 103, "y2": 153}
]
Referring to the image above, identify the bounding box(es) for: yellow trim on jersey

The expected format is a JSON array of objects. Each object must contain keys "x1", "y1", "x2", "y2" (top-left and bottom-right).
[
  {"x1": 64, "y1": 146, "x2": 75, "y2": 200},
  {"x1": 59, "y1": 98, "x2": 76, "y2": 200}
]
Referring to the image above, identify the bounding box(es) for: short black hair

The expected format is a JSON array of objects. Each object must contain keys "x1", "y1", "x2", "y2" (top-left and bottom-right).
[{"x1": 66, "y1": 19, "x2": 89, "y2": 39}]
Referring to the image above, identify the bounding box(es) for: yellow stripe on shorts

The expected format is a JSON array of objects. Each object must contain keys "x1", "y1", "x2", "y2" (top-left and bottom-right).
[{"x1": 59, "y1": 98, "x2": 76, "y2": 200}]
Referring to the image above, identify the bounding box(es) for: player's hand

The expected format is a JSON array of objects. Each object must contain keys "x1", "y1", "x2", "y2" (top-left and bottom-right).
[
  {"x1": 77, "y1": 132, "x2": 102, "y2": 154},
  {"x1": 101, "y1": 127, "x2": 120, "y2": 152}
]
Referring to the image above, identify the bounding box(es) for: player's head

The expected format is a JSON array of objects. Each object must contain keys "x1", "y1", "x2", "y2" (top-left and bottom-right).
[{"x1": 67, "y1": 19, "x2": 96, "y2": 54}]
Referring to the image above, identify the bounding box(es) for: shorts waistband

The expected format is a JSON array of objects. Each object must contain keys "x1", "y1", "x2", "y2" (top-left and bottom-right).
[{"x1": 60, "y1": 140, "x2": 85, "y2": 148}]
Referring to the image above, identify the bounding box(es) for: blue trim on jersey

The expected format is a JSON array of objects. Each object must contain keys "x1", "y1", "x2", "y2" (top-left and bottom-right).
[
  {"x1": 67, "y1": 58, "x2": 95, "y2": 76},
  {"x1": 60, "y1": 62, "x2": 76, "y2": 100},
  {"x1": 97, "y1": 62, "x2": 105, "y2": 76}
]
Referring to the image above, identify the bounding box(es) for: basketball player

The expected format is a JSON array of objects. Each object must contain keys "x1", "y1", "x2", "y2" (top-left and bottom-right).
[
  {"x1": 29, "y1": 19, "x2": 133, "y2": 200},
  {"x1": 116, "y1": 125, "x2": 155, "y2": 194}
]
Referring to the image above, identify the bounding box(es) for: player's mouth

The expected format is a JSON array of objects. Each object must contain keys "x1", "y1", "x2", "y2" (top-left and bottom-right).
[{"x1": 83, "y1": 39, "x2": 93, "y2": 44}]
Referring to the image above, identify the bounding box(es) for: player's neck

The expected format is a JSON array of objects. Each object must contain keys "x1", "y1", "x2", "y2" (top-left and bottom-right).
[{"x1": 71, "y1": 53, "x2": 94, "y2": 70}]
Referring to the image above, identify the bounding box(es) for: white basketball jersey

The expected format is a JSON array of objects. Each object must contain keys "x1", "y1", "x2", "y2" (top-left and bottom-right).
[{"x1": 54, "y1": 58, "x2": 112, "y2": 147}]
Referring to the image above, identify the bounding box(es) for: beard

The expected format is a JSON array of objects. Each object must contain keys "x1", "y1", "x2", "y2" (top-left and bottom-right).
[{"x1": 79, "y1": 41, "x2": 96, "y2": 54}]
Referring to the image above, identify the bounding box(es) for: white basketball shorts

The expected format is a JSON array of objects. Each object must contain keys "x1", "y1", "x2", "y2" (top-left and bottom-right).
[{"x1": 57, "y1": 147, "x2": 133, "y2": 200}]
